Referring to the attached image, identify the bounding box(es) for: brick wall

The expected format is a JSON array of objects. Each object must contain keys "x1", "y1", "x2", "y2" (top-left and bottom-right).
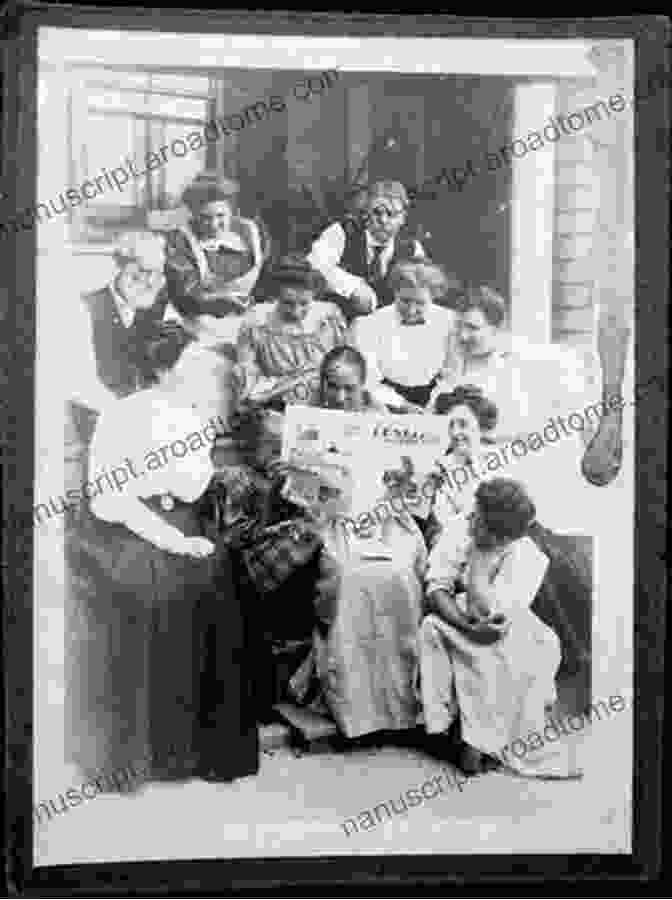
[{"x1": 552, "y1": 80, "x2": 599, "y2": 354}]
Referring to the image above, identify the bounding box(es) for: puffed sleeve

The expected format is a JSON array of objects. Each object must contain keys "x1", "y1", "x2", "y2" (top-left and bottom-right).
[
  {"x1": 234, "y1": 314, "x2": 298, "y2": 403},
  {"x1": 86, "y1": 397, "x2": 145, "y2": 521},
  {"x1": 68, "y1": 295, "x2": 118, "y2": 413},
  {"x1": 233, "y1": 317, "x2": 262, "y2": 399},
  {"x1": 351, "y1": 314, "x2": 409, "y2": 409},
  {"x1": 321, "y1": 301, "x2": 348, "y2": 348},
  {"x1": 425, "y1": 514, "x2": 471, "y2": 595},
  {"x1": 307, "y1": 222, "x2": 367, "y2": 301}
]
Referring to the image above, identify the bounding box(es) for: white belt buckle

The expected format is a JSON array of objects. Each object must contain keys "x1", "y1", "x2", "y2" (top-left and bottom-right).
[{"x1": 160, "y1": 493, "x2": 175, "y2": 512}]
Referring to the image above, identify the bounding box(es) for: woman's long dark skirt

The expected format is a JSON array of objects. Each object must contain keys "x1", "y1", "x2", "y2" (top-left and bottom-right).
[{"x1": 65, "y1": 500, "x2": 259, "y2": 787}]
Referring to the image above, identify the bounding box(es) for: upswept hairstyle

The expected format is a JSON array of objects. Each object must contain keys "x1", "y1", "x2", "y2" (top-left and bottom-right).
[
  {"x1": 453, "y1": 283, "x2": 507, "y2": 328},
  {"x1": 270, "y1": 254, "x2": 327, "y2": 298},
  {"x1": 474, "y1": 477, "x2": 536, "y2": 543},
  {"x1": 181, "y1": 171, "x2": 239, "y2": 212},
  {"x1": 388, "y1": 259, "x2": 459, "y2": 303},
  {"x1": 433, "y1": 384, "x2": 498, "y2": 434}
]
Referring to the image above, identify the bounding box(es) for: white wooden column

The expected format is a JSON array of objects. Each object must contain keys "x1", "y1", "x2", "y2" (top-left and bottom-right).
[
  {"x1": 509, "y1": 83, "x2": 557, "y2": 344},
  {"x1": 345, "y1": 82, "x2": 372, "y2": 185}
]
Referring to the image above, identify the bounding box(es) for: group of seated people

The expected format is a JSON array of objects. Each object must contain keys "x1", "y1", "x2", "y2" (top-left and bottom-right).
[{"x1": 66, "y1": 169, "x2": 592, "y2": 791}]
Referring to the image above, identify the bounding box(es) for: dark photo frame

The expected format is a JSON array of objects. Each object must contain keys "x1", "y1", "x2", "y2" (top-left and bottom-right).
[{"x1": 2, "y1": 6, "x2": 667, "y2": 894}]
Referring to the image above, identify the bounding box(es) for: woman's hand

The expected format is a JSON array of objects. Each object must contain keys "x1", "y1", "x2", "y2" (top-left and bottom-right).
[
  {"x1": 267, "y1": 459, "x2": 295, "y2": 482},
  {"x1": 424, "y1": 513, "x2": 444, "y2": 550},
  {"x1": 387, "y1": 400, "x2": 425, "y2": 415},
  {"x1": 349, "y1": 279, "x2": 378, "y2": 315},
  {"x1": 459, "y1": 615, "x2": 510, "y2": 645},
  {"x1": 164, "y1": 535, "x2": 216, "y2": 558}
]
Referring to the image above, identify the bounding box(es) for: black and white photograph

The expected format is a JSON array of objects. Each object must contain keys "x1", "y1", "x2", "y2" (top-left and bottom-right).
[{"x1": 2, "y1": 9, "x2": 667, "y2": 888}]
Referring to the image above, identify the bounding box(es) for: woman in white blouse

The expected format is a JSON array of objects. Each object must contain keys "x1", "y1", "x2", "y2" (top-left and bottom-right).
[
  {"x1": 352, "y1": 259, "x2": 459, "y2": 412},
  {"x1": 419, "y1": 478, "x2": 581, "y2": 779},
  {"x1": 429, "y1": 283, "x2": 596, "y2": 532},
  {"x1": 426, "y1": 385, "x2": 591, "y2": 681},
  {"x1": 67, "y1": 330, "x2": 259, "y2": 787}
]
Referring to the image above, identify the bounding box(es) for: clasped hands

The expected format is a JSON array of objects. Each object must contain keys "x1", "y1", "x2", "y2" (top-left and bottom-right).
[
  {"x1": 430, "y1": 587, "x2": 509, "y2": 645},
  {"x1": 460, "y1": 606, "x2": 510, "y2": 645}
]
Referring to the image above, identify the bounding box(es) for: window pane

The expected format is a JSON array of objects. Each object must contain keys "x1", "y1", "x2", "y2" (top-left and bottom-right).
[
  {"x1": 87, "y1": 88, "x2": 208, "y2": 122},
  {"x1": 83, "y1": 113, "x2": 138, "y2": 206},
  {"x1": 160, "y1": 121, "x2": 207, "y2": 206},
  {"x1": 148, "y1": 73, "x2": 212, "y2": 96}
]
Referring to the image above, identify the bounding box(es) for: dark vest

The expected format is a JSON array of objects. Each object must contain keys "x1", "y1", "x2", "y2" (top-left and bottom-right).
[
  {"x1": 85, "y1": 286, "x2": 165, "y2": 397},
  {"x1": 338, "y1": 220, "x2": 421, "y2": 308}
]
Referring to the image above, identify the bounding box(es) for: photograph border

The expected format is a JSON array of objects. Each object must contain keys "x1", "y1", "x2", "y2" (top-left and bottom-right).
[{"x1": 2, "y1": 5, "x2": 668, "y2": 893}]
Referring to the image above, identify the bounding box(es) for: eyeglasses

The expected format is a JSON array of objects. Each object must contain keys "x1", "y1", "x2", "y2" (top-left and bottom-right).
[
  {"x1": 126, "y1": 265, "x2": 165, "y2": 287},
  {"x1": 367, "y1": 204, "x2": 405, "y2": 221}
]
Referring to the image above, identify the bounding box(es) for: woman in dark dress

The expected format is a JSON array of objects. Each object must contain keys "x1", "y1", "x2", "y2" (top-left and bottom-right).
[{"x1": 66, "y1": 329, "x2": 259, "y2": 787}]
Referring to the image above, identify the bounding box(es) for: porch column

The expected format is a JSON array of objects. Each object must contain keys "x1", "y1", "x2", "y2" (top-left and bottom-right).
[{"x1": 509, "y1": 83, "x2": 557, "y2": 344}]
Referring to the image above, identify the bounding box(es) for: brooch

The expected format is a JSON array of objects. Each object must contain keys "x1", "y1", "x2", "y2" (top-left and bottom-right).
[{"x1": 160, "y1": 494, "x2": 175, "y2": 512}]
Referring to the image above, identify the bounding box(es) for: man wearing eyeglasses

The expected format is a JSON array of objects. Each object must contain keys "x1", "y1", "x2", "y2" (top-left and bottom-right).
[{"x1": 307, "y1": 180, "x2": 426, "y2": 320}]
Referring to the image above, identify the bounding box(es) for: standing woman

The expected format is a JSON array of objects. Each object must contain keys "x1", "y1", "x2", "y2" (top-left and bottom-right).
[{"x1": 67, "y1": 329, "x2": 259, "y2": 787}]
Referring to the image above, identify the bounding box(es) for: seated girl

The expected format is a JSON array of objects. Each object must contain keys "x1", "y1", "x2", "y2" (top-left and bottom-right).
[{"x1": 419, "y1": 478, "x2": 581, "y2": 779}]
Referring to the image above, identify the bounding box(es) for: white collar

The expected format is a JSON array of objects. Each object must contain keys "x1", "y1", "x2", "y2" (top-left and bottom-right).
[
  {"x1": 365, "y1": 231, "x2": 395, "y2": 259},
  {"x1": 394, "y1": 301, "x2": 434, "y2": 327},
  {"x1": 196, "y1": 230, "x2": 248, "y2": 254},
  {"x1": 109, "y1": 280, "x2": 136, "y2": 328}
]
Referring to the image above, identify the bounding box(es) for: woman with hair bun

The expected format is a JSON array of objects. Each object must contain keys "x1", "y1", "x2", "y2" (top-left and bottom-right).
[
  {"x1": 419, "y1": 477, "x2": 582, "y2": 779},
  {"x1": 67, "y1": 328, "x2": 259, "y2": 789},
  {"x1": 430, "y1": 282, "x2": 596, "y2": 532},
  {"x1": 164, "y1": 171, "x2": 266, "y2": 336},
  {"x1": 429, "y1": 384, "x2": 499, "y2": 524},
  {"x1": 425, "y1": 385, "x2": 591, "y2": 741},
  {"x1": 234, "y1": 253, "x2": 347, "y2": 412}
]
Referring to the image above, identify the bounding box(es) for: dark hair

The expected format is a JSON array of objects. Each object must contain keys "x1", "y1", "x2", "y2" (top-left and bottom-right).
[
  {"x1": 142, "y1": 323, "x2": 194, "y2": 380},
  {"x1": 434, "y1": 384, "x2": 498, "y2": 433},
  {"x1": 182, "y1": 171, "x2": 239, "y2": 212},
  {"x1": 271, "y1": 254, "x2": 326, "y2": 298},
  {"x1": 319, "y1": 345, "x2": 368, "y2": 387},
  {"x1": 454, "y1": 284, "x2": 507, "y2": 328},
  {"x1": 474, "y1": 478, "x2": 536, "y2": 543}
]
